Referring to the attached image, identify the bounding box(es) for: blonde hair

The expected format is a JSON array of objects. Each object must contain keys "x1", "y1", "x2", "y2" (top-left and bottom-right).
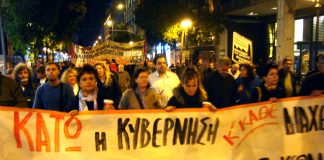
[
  {"x1": 61, "y1": 68, "x2": 78, "y2": 84},
  {"x1": 180, "y1": 67, "x2": 207, "y2": 101},
  {"x1": 94, "y1": 62, "x2": 113, "y2": 86}
]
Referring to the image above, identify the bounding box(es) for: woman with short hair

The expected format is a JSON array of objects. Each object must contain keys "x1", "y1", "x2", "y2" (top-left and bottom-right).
[
  {"x1": 72, "y1": 64, "x2": 105, "y2": 111},
  {"x1": 249, "y1": 63, "x2": 285, "y2": 103}
]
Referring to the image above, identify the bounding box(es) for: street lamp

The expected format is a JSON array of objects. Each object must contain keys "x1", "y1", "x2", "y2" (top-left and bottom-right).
[
  {"x1": 117, "y1": 3, "x2": 124, "y2": 10},
  {"x1": 106, "y1": 20, "x2": 113, "y2": 27},
  {"x1": 129, "y1": 41, "x2": 134, "y2": 46},
  {"x1": 180, "y1": 19, "x2": 192, "y2": 65},
  {"x1": 105, "y1": 20, "x2": 114, "y2": 41},
  {"x1": 181, "y1": 19, "x2": 192, "y2": 29},
  {"x1": 129, "y1": 41, "x2": 134, "y2": 51}
]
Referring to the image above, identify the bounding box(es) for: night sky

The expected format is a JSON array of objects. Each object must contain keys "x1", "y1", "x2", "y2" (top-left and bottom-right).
[{"x1": 76, "y1": 0, "x2": 111, "y2": 47}]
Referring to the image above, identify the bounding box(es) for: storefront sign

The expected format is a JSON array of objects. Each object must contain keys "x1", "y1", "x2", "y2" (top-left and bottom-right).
[
  {"x1": 0, "y1": 96, "x2": 323, "y2": 159},
  {"x1": 232, "y1": 32, "x2": 253, "y2": 64}
]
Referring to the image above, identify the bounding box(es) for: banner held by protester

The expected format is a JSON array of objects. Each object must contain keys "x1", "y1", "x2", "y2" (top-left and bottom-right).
[{"x1": 0, "y1": 96, "x2": 323, "y2": 160}]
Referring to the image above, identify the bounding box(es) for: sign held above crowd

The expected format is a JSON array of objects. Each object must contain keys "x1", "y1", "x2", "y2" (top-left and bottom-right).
[
  {"x1": 232, "y1": 32, "x2": 253, "y2": 64},
  {"x1": 72, "y1": 40, "x2": 145, "y2": 66}
]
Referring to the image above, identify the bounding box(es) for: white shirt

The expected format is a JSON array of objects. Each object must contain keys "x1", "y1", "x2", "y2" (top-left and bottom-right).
[
  {"x1": 40, "y1": 78, "x2": 47, "y2": 85},
  {"x1": 228, "y1": 68, "x2": 240, "y2": 79},
  {"x1": 73, "y1": 84, "x2": 79, "y2": 96},
  {"x1": 148, "y1": 71, "x2": 180, "y2": 107}
]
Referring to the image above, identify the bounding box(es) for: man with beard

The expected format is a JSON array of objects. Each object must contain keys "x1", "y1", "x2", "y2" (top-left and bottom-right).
[
  {"x1": 13, "y1": 63, "x2": 38, "y2": 108},
  {"x1": 148, "y1": 55, "x2": 180, "y2": 107},
  {"x1": 278, "y1": 58, "x2": 297, "y2": 97},
  {"x1": 204, "y1": 57, "x2": 239, "y2": 108},
  {"x1": 33, "y1": 62, "x2": 75, "y2": 111}
]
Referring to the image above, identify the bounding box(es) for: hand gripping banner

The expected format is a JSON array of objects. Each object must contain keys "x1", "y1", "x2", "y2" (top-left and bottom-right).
[{"x1": 0, "y1": 96, "x2": 323, "y2": 160}]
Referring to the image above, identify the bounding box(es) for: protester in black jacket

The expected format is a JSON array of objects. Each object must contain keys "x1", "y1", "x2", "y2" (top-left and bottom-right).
[
  {"x1": 70, "y1": 64, "x2": 106, "y2": 111},
  {"x1": 94, "y1": 62, "x2": 121, "y2": 108},
  {"x1": 165, "y1": 67, "x2": 216, "y2": 112},
  {"x1": 300, "y1": 53, "x2": 324, "y2": 96},
  {"x1": 278, "y1": 58, "x2": 297, "y2": 97},
  {"x1": 250, "y1": 64, "x2": 285, "y2": 102},
  {"x1": 13, "y1": 63, "x2": 38, "y2": 108},
  {"x1": 204, "y1": 57, "x2": 239, "y2": 108}
]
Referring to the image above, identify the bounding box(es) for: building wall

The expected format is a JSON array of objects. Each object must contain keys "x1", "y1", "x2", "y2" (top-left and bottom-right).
[{"x1": 125, "y1": 0, "x2": 140, "y2": 34}]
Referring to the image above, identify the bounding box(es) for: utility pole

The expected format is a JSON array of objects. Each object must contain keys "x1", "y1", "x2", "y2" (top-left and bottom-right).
[{"x1": 0, "y1": 12, "x2": 7, "y2": 73}]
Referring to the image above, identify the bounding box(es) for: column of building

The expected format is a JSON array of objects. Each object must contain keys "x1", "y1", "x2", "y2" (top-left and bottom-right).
[{"x1": 276, "y1": 0, "x2": 296, "y2": 63}]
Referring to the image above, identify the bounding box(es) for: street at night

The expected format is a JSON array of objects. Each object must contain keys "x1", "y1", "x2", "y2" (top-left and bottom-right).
[{"x1": 0, "y1": 0, "x2": 324, "y2": 159}]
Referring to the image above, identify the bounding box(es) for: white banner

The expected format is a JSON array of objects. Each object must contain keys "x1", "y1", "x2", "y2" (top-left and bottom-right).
[
  {"x1": 72, "y1": 40, "x2": 145, "y2": 66},
  {"x1": 0, "y1": 96, "x2": 324, "y2": 160}
]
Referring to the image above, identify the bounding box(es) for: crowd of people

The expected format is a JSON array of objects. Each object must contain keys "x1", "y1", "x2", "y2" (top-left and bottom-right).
[{"x1": 0, "y1": 53, "x2": 323, "y2": 114}]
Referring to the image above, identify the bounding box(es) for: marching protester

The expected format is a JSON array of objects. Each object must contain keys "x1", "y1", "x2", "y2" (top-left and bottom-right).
[
  {"x1": 148, "y1": 55, "x2": 180, "y2": 107},
  {"x1": 0, "y1": 72, "x2": 28, "y2": 107},
  {"x1": 146, "y1": 60, "x2": 155, "y2": 74},
  {"x1": 204, "y1": 57, "x2": 239, "y2": 108},
  {"x1": 165, "y1": 67, "x2": 217, "y2": 112},
  {"x1": 236, "y1": 63, "x2": 261, "y2": 104},
  {"x1": 68, "y1": 64, "x2": 110, "y2": 112},
  {"x1": 193, "y1": 57, "x2": 204, "y2": 77},
  {"x1": 5, "y1": 68, "x2": 14, "y2": 79},
  {"x1": 61, "y1": 68, "x2": 79, "y2": 95},
  {"x1": 117, "y1": 64, "x2": 131, "y2": 93},
  {"x1": 119, "y1": 67, "x2": 162, "y2": 109},
  {"x1": 35, "y1": 65, "x2": 47, "y2": 86},
  {"x1": 94, "y1": 62, "x2": 121, "y2": 108},
  {"x1": 13, "y1": 63, "x2": 38, "y2": 108},
  {"x1": 228, "y1": 63, "x2": 240, "y2": 79},
  {"x1": 300, "y1": 53, "x2": 324, "y2": 96},
  {"x1": 33, "y1": 62, "x2": 76, "y2": 112},
  {"x1": 110, "y1": 58, "x2": 118, "y2": 73},
  {"x1": 278, "y1": 58, "x2": 297, "y2": 97},
  {"x1": 203, "y1": 61, "x2": 216, "y2": 83},
  {"x1": 249, "y1": 63, "x2": 285, "y2": 102}
]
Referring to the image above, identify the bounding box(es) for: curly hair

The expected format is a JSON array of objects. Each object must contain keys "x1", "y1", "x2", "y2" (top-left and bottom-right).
[
  {"x1": 13, "y1": 63, "x2": 32, "y2": 83},
  {"x1": 61, "y1": 68, "x2": 78, "y2": 84},
  {"x1": 77, "y1": 64, "x2": 100, "y2": 83},
  {"x1": 261, "y1": 63, "x2": 278, "y2": 77}
]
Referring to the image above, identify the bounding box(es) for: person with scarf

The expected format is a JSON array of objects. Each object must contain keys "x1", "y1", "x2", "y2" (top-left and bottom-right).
[
  {"x1": 165, "y1": 67, "x2": 217, "y2": 112},
  {"x1": 249, "y1": 63, "x2": 285, "y2": 103},
  {"x1": 69, "y1": 64, "x2": 107, "y2": 112}
]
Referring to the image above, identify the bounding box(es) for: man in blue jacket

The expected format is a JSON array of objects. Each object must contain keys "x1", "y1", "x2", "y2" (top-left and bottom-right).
[{"x1": 33, "y1": 62, "x2": 75, "y2": 112}]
